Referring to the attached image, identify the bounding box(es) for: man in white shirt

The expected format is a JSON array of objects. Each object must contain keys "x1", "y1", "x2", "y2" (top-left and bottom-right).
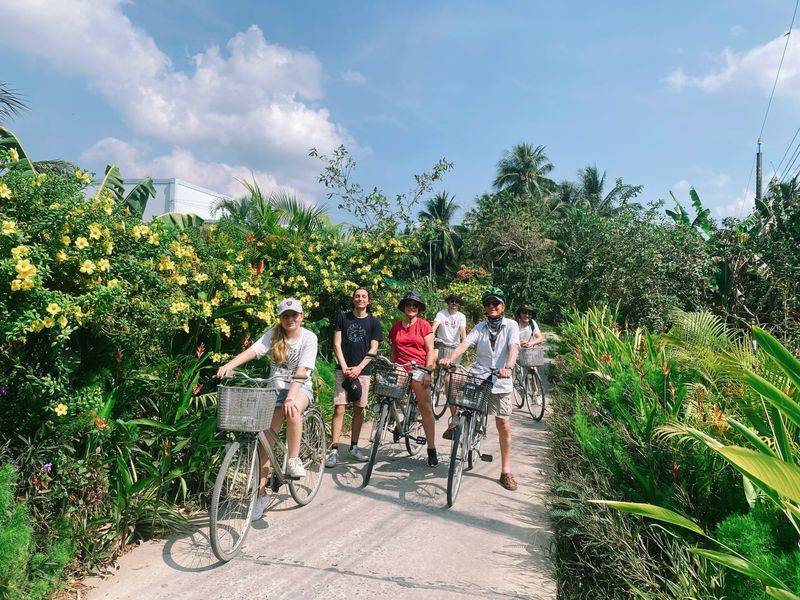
[
  {"x1": 440, "y1": 287, "x2": 520, "y2": 491},
  {"x1": 433, "y1": 294, "x2": 467, "y2": 345}
]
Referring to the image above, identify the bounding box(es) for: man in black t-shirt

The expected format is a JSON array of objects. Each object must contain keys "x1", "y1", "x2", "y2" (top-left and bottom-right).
[{"x1": 326, "y1": 287, "x2": 384, "y2": 467}]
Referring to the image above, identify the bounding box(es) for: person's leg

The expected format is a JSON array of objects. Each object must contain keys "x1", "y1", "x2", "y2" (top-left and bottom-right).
[
  {"x1": 490, "y1": 392, "x2": 517, "y2": 490},
  {"x1": 411, "y1": 378, "x2": 436, "y2": 448},
  {"x1": 495, "y1": 416, "x2": 512, "y2": 473},
  {"x1": 285, "y1": 392, "x2": 311, "y2": 458},
  {"x1": 330, "y1": 370, "x2": 348, "y2": 451},
  {"x1": 349, "y1": 375, "x2": 371, "y2": 445}
]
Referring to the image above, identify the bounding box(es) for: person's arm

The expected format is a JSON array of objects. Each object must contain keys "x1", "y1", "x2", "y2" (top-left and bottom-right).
[
  {"x1": 530, "y1": 330, "x2": 545, "y2": 346},
  {"x1": 216, "y1": 347, "x2": 258, "y2": 378},
  {"x1": 458, "y1": 325, "x2": 466, "y2": 343},
  {"x1": 440, "y1": 327, "x2": 476, "y2": 367},
  {"x1": 423, "y1": 331, "x2": 435, "y2": 371},
  {"x1": 431, "y1": 320, "x2": 441, "y2": 337},
  {"x1": 333, "y1": 330, "x2": 352, "y2": 376},
  {"x1": 500, "y1": 344, "x2": 519, "y2": 379},
  {"x1": 352, "y1": 338, "x2": 379, "y2": 378},
  {"x1": 388, "y1": 322, "x2": 397, "y2": 363}
]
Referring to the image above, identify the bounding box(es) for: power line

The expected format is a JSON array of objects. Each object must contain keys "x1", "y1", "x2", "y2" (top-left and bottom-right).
[
  {"x1": 759, "y1": 0, "x2": 800, "y2": 140},
  {"x1": 775, "y1": 126, "x2": 800, "y2": 175}
]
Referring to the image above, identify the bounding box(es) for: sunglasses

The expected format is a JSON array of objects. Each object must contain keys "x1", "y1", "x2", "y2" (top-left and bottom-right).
[
  {"x1": 448, "y1": 300, "x2": 461, "y2": 305},
  {"x1": 403, "y1": 302, "x2": 422, "y2": 310},
  {"x1": 483, "y1": 300, "x2": 502, "y2": 308}
]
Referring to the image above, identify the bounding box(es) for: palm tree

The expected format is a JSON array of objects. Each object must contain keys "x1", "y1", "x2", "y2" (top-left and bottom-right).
[
  {"x1": 0, "y1": 82, "x2": 27, "y2": 123},
  {"x1": 571, "y1": 164, "x2": 643, "y2": 215},
  {"x1": 418, "y1": 191, "x2": 461, "y2": 279},
  {"x1": 493, "y1": 143, "x2": 555, "y2": 198}
]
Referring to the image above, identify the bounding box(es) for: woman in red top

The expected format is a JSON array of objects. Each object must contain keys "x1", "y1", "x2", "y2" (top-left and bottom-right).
[{"x1": 388, "y1": 291, "x2": 438, "y2": 466}]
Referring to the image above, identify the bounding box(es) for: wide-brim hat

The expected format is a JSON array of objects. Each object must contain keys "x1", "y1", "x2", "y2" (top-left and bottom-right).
[
  {"x1": 341, "y1": 376, "x2": 362, "y2": 403},
  {"x1": 397, "y1": 290, "x2": 426, "y2": 312},
  {"x1": 277, "y1": 297, "x2": 303, "y2": 315}
]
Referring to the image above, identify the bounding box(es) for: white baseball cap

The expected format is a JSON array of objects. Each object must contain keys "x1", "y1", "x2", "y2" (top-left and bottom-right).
[{"x1": 277, "y1": 297, "x2": 303, "y2": 315}]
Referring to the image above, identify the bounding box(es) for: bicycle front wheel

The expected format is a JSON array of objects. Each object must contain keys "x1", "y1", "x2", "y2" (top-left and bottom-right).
[
  {"x1": 446, "y1": 415, "x2": 468, "y2": 508},
  {"x1": 512, "y1": 366, "x2": 525, "y2": 409},
  {"x1": 432, "y1": 369, "x2": 449, "y2": 419},
  {"x1": 404, "y1": 393, "x2": 425, "y2": 456},
  {"x1": 289, "y1": 409, "x2": 326, "y2": 506},
  {"x1": 526, "y1": 368, "x2": 545, "y2": 422},
  {"x1": 363, "y1": 402, "x2": 389, "y2": 487},
  {"x1": 209, "y1": 437, "x2": 258, "y2": 562}
]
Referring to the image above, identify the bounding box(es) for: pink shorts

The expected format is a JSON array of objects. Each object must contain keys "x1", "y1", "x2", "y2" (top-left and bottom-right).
[{"x1": 333, "y1": 372, "x2": 371, "y2": 408}]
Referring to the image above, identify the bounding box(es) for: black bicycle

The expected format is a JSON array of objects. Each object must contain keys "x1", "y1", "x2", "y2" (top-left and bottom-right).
[
  {"x1": 363, "y1": 354, "x2": 430, "y2": 487},
  {"x1": 444, "y1": 365, "x2": 493, "y2": 508},
  {"x1": 514, "y1": 346, "x2": 546, "y2": 421},
  {"x1": 431, "y1": 340, "x2": 458, "y2": 419}
]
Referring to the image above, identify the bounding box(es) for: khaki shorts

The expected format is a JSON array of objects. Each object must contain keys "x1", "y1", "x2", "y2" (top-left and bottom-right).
[
  {"x1": 333, "y1": 372, "x2": 371, "y2": 408},
  {"x1": 487, "y1": 391, "x2": 512, "y2": 419}
]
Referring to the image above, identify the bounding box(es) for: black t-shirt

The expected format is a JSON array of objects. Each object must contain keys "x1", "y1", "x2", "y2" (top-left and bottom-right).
[{"x1": 334, "y1": 311, "x2": 383, "y2": 375}]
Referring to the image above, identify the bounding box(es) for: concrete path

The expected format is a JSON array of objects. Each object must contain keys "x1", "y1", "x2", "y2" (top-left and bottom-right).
[{"x1": 87, "y1": 388, "x2": 555, "y2": 599}]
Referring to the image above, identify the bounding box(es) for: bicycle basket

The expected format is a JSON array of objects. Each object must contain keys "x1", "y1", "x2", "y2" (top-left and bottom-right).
[
  {"x1": 518, "y1": 346, "x2": 545, "y2": 367},
  {"x1": 446, "y1": 371, "x2": 491, "y2": 412},
  {"x1": 217, "y1": 384, "x2": 278, "y2": 432},
  {"x1": 373, "y1": 363, "x2": 412, "y2": 399}
]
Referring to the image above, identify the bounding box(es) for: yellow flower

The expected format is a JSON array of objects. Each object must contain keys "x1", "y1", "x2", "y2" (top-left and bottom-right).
[
  {"x1": 88, "y1": 223, "x2": 102, "y2": 240},
  {"x1": 106, "y1": 279, "x2": 119, "y2": 288},
  {"x1": 194, "y1": 272, "x2": 208, "y2": 283},
  {"x1": 148, "y1": 233, "x2": 160, "y2": 245},
  {"x1": 43, "y1": 316, "x2": 55, "y2": 328},
  {"x1": 170, "y1": 301, "x2": 189, "y2": 314},
  {"x1": 181, "y1": 323, "x2": 190, "y2": 333},
  {"x1": 158, "y1": 256, "x2": 174, "y2": 271},
  {"x1": 1, "y1": 220, "x2": 17, "y2": 235},
  {"x1": 15, "y1": 259, "x2": 37, "y2": 279},
  {"x1": 74, "y1": 170, "x2": 92, "y2": 184},
  {"x1": 54, "y1": 403, "x2": 68, "y2": 416},
  {"x1": 56, "y1": 251, "x2": 68, "y2": 263},
  {"x1": 7, "y1": 148, "x2": 19, "y2": 163},
  {"x1": 173, "y1": 275, "x2": 187, "y2": 285},
  {"x1": 20, "y1": 279, "x2": 34, "y2": 291},
  {"x1": 46, "y1": 303, "x2": 61, "y2": 316},
  {"x1": 58, "y1": 315, "x2": 68, "y2": 328},
  {"x1": 215, "y1": 318, "x2": 231, "y2": 337},
  {"x1": 32, "y1": 173, "x2": 46, "y2": 187},
  {"x1": 75, "y1": 236, "x2": 89, "y2": 249},
  {"x1": 236, "y1": 253, "x2": 244, "y2": 262},
  {"x1": 28, "y1": 320, "x2": 44, "y2": 333},
  {"x1": 60, "y1": 235, "x2": 71, "y2": 245},
  {"x1": 98, "y1": 258, "x2": 110, "y2": 272},
  {"x1": 104, "y1": 241, "x2": 114, "y2": 254},
  {"x1": 10, "y1": 279, "x2": 21, "y2": 292},
  {"x1": 241, "y1": 321, "x2": 249, "y2": 330},
  {"x1": 0, "y1": 182, "x2": 12, "y2": 199},
  {"x1": 10, "y1": 245, "x2": 28, "y2": 260},
  {"x1": 79, "y1": 260, "x2": 96, "y2": 275}
]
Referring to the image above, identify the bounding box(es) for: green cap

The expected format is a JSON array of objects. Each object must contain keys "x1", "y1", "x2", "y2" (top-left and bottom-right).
[{"x1": 481, "y1": 287, "x2": 506, "y2": 304}]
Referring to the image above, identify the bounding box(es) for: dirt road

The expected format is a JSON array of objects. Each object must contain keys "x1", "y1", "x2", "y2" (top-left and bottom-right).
[{"x1": 87, "y1": 399, "x2": 555, "y2": 600}]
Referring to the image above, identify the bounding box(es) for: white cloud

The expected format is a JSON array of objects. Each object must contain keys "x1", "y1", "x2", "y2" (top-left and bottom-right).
[
  {"x1": 665, "y1": 29, "x2": 800, "y2": 96},
  {"x1": 0, "y1": 0, "x2": 351, "y2": 183},
  {"x1": 729, "y1": 24, "x2": 745, "y2": 37},
  {"x1": 81, "y1": 137, "x2": 308, "y2": 201},
  {"x1": 340, "y1": 70, "x2": 367, "y2": 84},
  {"x1": 714, "y1": 189, "x2": 755, "y2": 218}
]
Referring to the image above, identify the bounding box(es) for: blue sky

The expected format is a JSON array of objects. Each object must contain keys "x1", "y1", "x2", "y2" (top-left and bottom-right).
[{"x1": 2, "y1": 0, "x2": 800, "y2": 224}]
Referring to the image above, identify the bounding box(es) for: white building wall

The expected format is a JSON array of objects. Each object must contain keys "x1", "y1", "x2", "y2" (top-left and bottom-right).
[{"x1": 131, "y1": 179, "x2": 230, "y2": 222}]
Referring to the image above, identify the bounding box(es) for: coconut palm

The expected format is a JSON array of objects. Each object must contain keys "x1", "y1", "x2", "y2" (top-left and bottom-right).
[
  {"x1": 493, "y1": 143, "x2": 555, "y2": 199},
  {"x1": 418, "y1": 191, "x2": 461, "y2": 279},
  {"x1": 570, "y1": 164, "x2": 643, "y2": 215},
  {"x1": 0, "y1": 82, "x2": 26, "y2": 123}
]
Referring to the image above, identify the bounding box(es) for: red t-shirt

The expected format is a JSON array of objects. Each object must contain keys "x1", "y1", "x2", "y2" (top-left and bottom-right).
[{"x1": 389, "y1": 318, "x2": 433, "y2": 367}]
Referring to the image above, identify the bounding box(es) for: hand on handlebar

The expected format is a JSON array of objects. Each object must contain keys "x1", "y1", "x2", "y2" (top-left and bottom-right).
[
  {"x1": 216, "y1": 363, "x2": 236, "y2": 379},
  {"x1": 498, "y1": 367, "x2": 512, "y2": 379}
]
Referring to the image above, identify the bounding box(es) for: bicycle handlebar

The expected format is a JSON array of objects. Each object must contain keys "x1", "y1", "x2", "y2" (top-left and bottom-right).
[
  {"x1": 224, "y1": 370, "x2": 293, "y2": 385},
  {"x1": 365, "y1": 353, "x2": 432, "y2": 374}
]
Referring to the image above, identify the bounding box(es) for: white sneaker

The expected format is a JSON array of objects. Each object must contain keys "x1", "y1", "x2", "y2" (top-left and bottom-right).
[
  {"x1": 251, "y1": 492, "x2": 269, "y2": 521},
  {"x1": 286, "y1": 457, "x2": 306, "y2": 478},
  {"x1": 324, "y1": 448, "x2": 338, "y2": 468},
  {"x1": 348, "y1": 446, "x2": 369, "y2": 462}
]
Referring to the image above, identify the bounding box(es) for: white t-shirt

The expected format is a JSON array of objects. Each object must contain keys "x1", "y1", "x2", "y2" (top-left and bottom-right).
[
  {"x1": 434, "y1": 309, "x2": 466, "y2": 345},
  {"x1": 464, "y1": 318, "x2": 520, "y2": 394},
  {"x1": 250, "y1": 327, "x2": 318, "y2": 395},
  {"x1": 518, "y1": 320, "x2": 541, "y2": 343}
]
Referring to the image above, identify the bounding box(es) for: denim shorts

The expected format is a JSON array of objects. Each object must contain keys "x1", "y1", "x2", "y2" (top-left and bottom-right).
[{"x1": 275, "y1": 388, "x2": 313, "y2": 407}]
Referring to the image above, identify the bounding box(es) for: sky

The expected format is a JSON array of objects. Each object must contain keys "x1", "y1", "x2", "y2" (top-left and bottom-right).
[{"x1": 2, "y1": 0, "x2": 800, "y2": 225}]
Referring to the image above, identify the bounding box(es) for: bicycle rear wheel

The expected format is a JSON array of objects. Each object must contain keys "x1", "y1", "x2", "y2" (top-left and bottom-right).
[
  {"x1": 209, "y1": 437, "x2": 258, "y2": 562},
  {"x1": 526, "y1": 368, "x2": 545, "y2": 422},
  {"x1": 446, "y1": 415, "x2": 468, "y2": 508},
  {"x1": 431, "y1": 369, "x2": 449, "y2": 419},
  {"x1": 404, "y1": 393, "x2": 425, "y2": 456},
  {"x1": 363, "y1": 402, "x2": 389, "y2": 487},
  {"x1": 289, "y1": 409, "x2": 326, "y2": 505}
]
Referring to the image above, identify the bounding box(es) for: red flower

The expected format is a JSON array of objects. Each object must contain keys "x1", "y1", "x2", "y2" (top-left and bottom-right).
[{"x1": 196, "y1": 342, "x2": 205, "y2": 358}]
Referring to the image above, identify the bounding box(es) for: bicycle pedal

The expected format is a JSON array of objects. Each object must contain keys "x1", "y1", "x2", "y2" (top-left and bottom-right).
[
  {"x1": 480, "y1": 453, "x2": 493, "y2": 462},
  {"x1": 392, "y1": 427, "x2": 402, "y2": 443},
  {"x1": 414, "y1": 436, "x2": 427, "y2": 445},
  {"x1": 285, "y1": 474, "x2": 301, "y2": 481}
]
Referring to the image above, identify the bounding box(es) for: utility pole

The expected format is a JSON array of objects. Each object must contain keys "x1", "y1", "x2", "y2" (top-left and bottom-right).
[{"x1": 756, "y1": 138, "x2": 763, "y2": 201}]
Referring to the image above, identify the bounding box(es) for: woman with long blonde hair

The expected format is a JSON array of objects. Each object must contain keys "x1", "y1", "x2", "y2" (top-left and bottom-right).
[{"x1": 217, "y1": 297, "x2": 318, "y2": 520}]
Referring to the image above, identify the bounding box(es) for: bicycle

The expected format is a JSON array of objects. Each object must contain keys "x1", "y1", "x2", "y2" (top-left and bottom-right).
[
  {"x1": 444, "y1": 365, "x2": 493, "y2": 508},
  {"x1": 209, "y1": 372, "x2": 326, "y2": 562},
  {"x1": 363, "y1": 354, "x2": 431, "y2": 487},
  {"x1": 514, "y1": 346, "x2": 546, "y2": 421},
  {"x1": 431, "y1": 340, "x2": 458, "y2": 419}
]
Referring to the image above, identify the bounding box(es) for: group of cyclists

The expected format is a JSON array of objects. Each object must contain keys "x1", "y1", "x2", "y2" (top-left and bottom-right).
[{"x1": 216, "y1": 285, "x2": 545, "y2": 520}]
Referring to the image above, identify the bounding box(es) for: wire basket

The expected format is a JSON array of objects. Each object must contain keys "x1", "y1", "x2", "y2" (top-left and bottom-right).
[
  {"x1": 217, "y1": 385, "x2": 278, "y2": 432},
  {"x1": 518, "y1": 346, "x2": 545, "y2": 367},
  {"x1": 446, "y1": 371, "x2": 491, "y2": 412},
  {"x1": 434, "y1": 340, "x2": 458, "y2": 361},
  {"x1": 373, "y1": 363, "x2": 412, "y2": 399}
]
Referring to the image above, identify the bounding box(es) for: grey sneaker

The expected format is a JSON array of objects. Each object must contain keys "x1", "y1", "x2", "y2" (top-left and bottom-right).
[
  {"x1": 286, "y1": 457, "x2": 306, "y2": 478},
  {"x1": 252, "y1": 492, "x2": 269, "y2": 521},
  {"x1": 348, "y1": 446, "x2": 369, "y2": 462},
  {"x1": 325, "y1": 448, "x2": 338, "y2": 468}
]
